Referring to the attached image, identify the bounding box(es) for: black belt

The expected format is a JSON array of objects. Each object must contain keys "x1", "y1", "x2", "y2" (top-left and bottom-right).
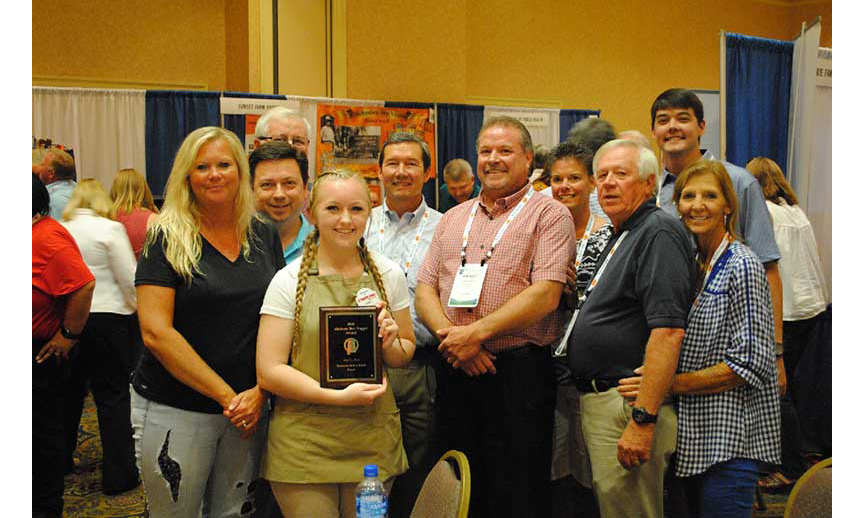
[{"x1": 571, "y1": 377, "x2": 619, "y2": 394}]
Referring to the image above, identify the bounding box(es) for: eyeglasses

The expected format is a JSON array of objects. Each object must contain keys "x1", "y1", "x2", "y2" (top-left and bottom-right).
[{"x1": 259, "y1": 135, "x2": 309, "y2": 147}]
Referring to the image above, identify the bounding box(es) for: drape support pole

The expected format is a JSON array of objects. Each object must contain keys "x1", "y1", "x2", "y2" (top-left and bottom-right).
[
  {"x1": 719, "y1": 30, "x2": 727, "y2": 160},
  {"x1": 786, "y1": 22, "x2": 806, "y2": 187},
  {"x1": 805, "y1": 16, "x2": 822, "y2": 32}
]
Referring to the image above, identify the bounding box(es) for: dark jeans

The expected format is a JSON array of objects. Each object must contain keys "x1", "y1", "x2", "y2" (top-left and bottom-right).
[
  {"x1": 778, "y1": 395, "x2": 808, "y2": 479},
  {"x1": 33, "y1": 338, "x2": 71, "y2": 518},
  {"x1": 681, "y1": 458, "x2": 759, "y2": 518},
  {"x1": 436, "y1": 344, "x2": 555, "y2": 518},
  {"x1": 63, "y1": 313, "x2": 139, "y2": 493}
]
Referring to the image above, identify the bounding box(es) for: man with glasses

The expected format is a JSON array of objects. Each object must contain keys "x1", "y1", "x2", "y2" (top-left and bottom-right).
[{"x1": 254, "y1": 107, "x2": 311, "y2": 157}]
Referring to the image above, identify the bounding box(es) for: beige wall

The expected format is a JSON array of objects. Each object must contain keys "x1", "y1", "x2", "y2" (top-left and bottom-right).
[
  {"x1": 33, "y1": 0, "x2": 230, "y2": 90},
  {"x1": 346, "y1": 0, "x2": 832, "y2": 140}
]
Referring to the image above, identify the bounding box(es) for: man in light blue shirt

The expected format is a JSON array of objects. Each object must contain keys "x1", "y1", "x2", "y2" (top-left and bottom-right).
[
  {"x1": 33, "y1": 148, "x2": 77, "y2": 220},
  {"x1": 650, "y1": 88, "x2": 787, "y2": 394},
  {"x1": 250, "y1": 142, "x2": 313, "y2": 264},
  {"x1": 364, "y1": 132, "x2": 442, "y2": 517}
]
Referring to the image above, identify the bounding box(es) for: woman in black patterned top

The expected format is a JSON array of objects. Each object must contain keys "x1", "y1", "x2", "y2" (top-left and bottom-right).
[{"x1": 547, "y1": 140, "x2": 613, "y2": 517}]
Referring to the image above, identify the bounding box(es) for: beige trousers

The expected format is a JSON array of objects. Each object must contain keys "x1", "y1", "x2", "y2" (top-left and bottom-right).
[
  {"x1": 579, "y1": 389, "x2": 677, "y2": 518},
  {"x1": 271, "y1": 479, "x2": 394, "y2": 518}
]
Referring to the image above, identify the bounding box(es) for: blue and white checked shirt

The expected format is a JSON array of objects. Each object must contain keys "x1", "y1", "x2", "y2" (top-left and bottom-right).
[
  {"x1": 659, "y1": 151, "x2": 781, "y2": 264},
  {"x1": 674, "y1": 240, "x2": 781, "y2": 477},
  {"x1": 364, "y1": 198, "x2": 443, "y2": 349}
]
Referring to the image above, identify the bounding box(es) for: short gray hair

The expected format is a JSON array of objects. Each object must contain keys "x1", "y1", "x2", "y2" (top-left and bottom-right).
[
  {"x1": 593, "y1": 139, "x2": 658, "y2": 185},
  {"x1": 255, "y1": 107, "x2": 311, "y2": 138},
  {"x1": 443, "y1": 159, "x2": 473, "y2": 181}
]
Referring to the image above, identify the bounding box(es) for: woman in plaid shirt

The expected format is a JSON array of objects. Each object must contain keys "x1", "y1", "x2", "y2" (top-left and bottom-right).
[{"x1": 618, "y1": 160, "x2": 780, "y2": 518}]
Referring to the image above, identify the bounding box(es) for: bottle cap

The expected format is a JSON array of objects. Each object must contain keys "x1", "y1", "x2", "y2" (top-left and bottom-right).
[{"x1": 363, "y1": 464, "x2": 378, "y2": 477}]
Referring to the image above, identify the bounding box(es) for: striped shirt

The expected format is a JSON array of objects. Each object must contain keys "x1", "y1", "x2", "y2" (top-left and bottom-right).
[
  {"x1": 364, "y1": 198, "x2": 443, "y2": 348},
  {"x1": 675, "y1": 240, "x2": 781, "y2": 477},
  {"x1": 417, "y1": 183, "x2": 575, "y2": 352}
]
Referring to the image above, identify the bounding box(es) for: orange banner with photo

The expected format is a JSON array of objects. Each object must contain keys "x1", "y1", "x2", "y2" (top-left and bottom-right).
[{"x1": 315, "y1": 104, "x2": 436, "y2": 180}]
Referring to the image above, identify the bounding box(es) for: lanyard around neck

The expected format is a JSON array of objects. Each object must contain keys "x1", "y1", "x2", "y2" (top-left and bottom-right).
[
  {"x1": 572, "y1": 214, "x2": 596, "y2": 269},
  {"x1": 699, "y1": 233, "x2": 731, "y2": 293},
  {"x1": 460, "y1": 187, "x2": 534, "y2": 267}
]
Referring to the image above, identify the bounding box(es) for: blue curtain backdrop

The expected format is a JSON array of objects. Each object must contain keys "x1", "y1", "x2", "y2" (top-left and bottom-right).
[
  {"x1": 559, "y1": 109, "x2": 602, "y2": 143},
  {"x1": 145, "y1": 90, "x2": 220, "y2": 196},
  {"x1": 222, "y1": 92, "x2": 287, "y2": 144},
  {"x1": 726, "y1": 33, "x2": 793, "y2": 172},
  {"x1": 384, "y1": 102, "x2": 437, "y2": 208},
  {"x1": 436, "y1": 103, "x2": 485, "y2": 210}
]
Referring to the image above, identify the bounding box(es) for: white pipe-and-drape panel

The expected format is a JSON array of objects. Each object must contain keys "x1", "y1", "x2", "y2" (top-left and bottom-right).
[
  {"x1": 787, "y1": 22, "x2": 831, "y2": 298},
  {"x1": 483, "y1": 106, "x2": 562, "y2": 150},
  {"x1": 32, "y1": 87, "x2": 147, "y2": 191}
]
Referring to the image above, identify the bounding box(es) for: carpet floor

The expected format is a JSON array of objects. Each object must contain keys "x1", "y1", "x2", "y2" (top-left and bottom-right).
[{"x1": 62, "y1": 394, "x2": 793, "y2": 517}]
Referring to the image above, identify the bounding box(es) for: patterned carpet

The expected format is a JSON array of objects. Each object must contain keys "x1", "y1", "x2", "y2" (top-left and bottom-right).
[
  {"x1": 63, "y1": 394, "x2": 793, "y2": 517},
  {"x1": 63, "y1": 395, "x2": 146, "y2": 518}
]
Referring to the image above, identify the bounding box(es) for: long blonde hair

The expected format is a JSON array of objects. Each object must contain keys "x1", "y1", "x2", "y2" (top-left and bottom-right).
[
  {"x1": 144, "y1": 126, "x2": 258, "y2": 283},
  {"x1": 290, "y1": 170, "x2": 391, "y2": 363},
  {"x1": 111, "y1": 168, "x2": 157, "y2": 217},
  {"x1": 62, "y1": 178, "x2": 113, "y2": 220}
]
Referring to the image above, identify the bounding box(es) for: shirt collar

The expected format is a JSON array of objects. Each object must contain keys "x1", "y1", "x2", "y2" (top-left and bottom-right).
[
  {"x1": 382, "y1": 197, "x2": 427, "y2": 223},
  {"x1": 662, "y1": 148, "x2": 711, "y2": 184},
  {"x1": 620, "y1": 197, "x2": 660, "y2": 232},
  {"x1": 478, "y1": 182, "x2": 531, "y2": 215}
]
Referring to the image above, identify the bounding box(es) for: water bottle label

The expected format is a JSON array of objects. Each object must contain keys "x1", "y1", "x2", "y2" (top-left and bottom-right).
[{"x1": 356, "y1": 494, "x2": 387, "y2": 517}]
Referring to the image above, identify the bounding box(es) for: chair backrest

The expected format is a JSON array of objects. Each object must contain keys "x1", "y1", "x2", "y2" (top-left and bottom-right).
[
  {"x1": 409, "y1": 449, "x2": 471, "y2": 518},
  {"x1": 784, "y1": 457, "x2": 831, "y2": 518}
]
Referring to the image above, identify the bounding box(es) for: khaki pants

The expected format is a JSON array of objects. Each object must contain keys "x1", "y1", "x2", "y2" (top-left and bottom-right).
[
  {"x1": 579, "y1": 390, "x2": 677, "y2": 518},
  {"x1": 272, "y1": 479, "x2": 394, "y2": 518}
]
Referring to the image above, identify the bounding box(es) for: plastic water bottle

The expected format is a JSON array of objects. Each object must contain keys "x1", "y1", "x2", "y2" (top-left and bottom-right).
[{"x1": 356, "y1": 464, "x2": 388, "y2": 518}]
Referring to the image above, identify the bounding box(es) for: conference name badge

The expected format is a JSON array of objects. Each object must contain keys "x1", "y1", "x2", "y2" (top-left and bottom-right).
[{"x1": 447, "y1": 263, "x2": 488, "y2": 308}]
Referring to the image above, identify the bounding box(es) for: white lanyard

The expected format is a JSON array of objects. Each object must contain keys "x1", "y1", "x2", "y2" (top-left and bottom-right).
[
  {"x1": 699, "y1": 233, "x2": 731, "y2": 293},
  {"x1": 375, "y1": 208, "x2": 429, "y2": 275},
  {"x1": 572, "y1": 215, "x2": 596, "y2": 268},
  {"x1": 553, "y1": 229, "x2": 629, "y2": 357},
  {"x1": 460, "y1": 187, "x2": 534, "y2": 266}
]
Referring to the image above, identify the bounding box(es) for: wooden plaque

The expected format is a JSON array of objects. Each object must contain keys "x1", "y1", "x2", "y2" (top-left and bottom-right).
[{"x1": 319, "y1": 306, "x2": 381, "y2": 389}]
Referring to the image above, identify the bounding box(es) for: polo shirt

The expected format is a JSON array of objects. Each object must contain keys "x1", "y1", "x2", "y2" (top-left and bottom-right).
[
  {"x1": 46, "y1": 179, "x2": 76, "y2": 220},
  {"x1": 417, "y1": 183, "x2": 575, "y2": 352},
  {"x1": 658, "y1": 150, "x2": 780, "y2": 264},
  {"x1": 283, "y1": 214, "x2": 314, "y2": 264},
  {"x1": 567, "y1": 198, "x2": 694, "y2": 380}
]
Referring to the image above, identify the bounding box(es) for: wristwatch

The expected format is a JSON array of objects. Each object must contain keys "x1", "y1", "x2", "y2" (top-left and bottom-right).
[
  {"x1": 60, "y1": 326, "x2": 83, "y2": 340},
  {"x1": 631, "y1": 407, "x2": 658, "y2": 424}
]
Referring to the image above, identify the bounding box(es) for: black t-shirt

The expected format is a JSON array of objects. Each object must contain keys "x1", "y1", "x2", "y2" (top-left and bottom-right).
[
  {"x1": 568, "y1": 199, "x2": 694, "y2": 381},
  {"x1": 132, "y1": 218, "x2": 285, "y2": 413}
]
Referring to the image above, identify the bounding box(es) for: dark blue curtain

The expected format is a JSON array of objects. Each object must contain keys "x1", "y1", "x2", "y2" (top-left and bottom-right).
[
  {"x1": 559, "y1": 109, "x2": 601, "y2": 143},
  {"x1": 221, "y1": 91, "x2": 287, "y2": 144},
  {"x1": 436, "y1": 103, "x2": 484, "y2": 210},
  {"x1": 384, "y1": 102, "x2": 437, "y2": 208},
  {"x1": 145, "y1": 90, "x2": 220, "y2": 197},
  {"x1": 726, "y1": 33, "x2": 793, "y2": 172}
]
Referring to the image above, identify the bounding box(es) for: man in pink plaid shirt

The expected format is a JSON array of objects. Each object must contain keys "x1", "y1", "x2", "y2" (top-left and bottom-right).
[{"x1": 416, "y1": 116, "x2": 575, "y2": 518}]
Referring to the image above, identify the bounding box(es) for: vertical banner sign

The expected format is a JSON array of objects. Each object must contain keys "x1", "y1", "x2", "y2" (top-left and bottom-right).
[{"x1": 315, "y1": 104, "x2": 436, "y2": 180}]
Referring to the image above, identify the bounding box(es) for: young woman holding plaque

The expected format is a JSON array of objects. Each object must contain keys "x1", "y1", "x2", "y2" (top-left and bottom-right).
[{"x1": 257, "y1": 170, "x2": 416, "y2": 517}]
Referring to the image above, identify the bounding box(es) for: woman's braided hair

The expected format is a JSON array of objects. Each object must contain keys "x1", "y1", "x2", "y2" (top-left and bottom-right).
[{"x1": 290, "y1": 170, "x2": 390, "y2": 364}]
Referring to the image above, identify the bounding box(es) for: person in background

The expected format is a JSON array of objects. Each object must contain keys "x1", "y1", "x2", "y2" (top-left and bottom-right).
[
  {"x1": 60, "y1": 179, "x2": 140, "y2": 496},
  {"x1": 531, "y1": 144, "x2": 553, "y2": 193},
  {"x1": 33, "y1": 147, "x2": 78, "y2": 220},
  {"x1": 110, "y1": 168, "x2": 158, "y2": 260},
  {"x1": 650, "y1": 89, "x2": 787, "y2": 398},
  {"x1": 131, "y1": 127, "x2": 284, "y2": 517},
  {"x1": 254, "y1": 106, "x2": 311, "y2": 158},
  {"x1": 546, "y1": 140, "x2": 612, "y2": 518},
  {"x1": 250, "y1": 142, "x2": 314, "y2": 265},
  {"x1": 566, "y1": 117, "x2": 617, "y2": 216},
  {"x1": 746, "y1": 157, "x2": 832, "y2": 491},
  {"x1": 257, "y1": 170, "x2": 415, "y2": 518},
  {"x1": 438, "y1": 158, "x2": 480, "y2": 213},
  {"x1": 32, "y1": 173, "x2": 95, "y2": 518},
  {"x1": 619, "y1": 159, "x2": 781, "y2": 518},
  {"x1": 416, "y1": 116, "x2": 575, "y2": 518},
  {"x1": 364, "y1": 132, "x2": 443, "y2": 516},
  {"x1": 566, "y1": 139, "x2": 692, "y2": 518}
]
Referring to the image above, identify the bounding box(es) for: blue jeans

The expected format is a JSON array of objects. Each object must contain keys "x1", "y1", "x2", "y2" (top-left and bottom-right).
[
  {"x1": 130, "y1": 389, "x2": 266, "y2": 517},
  {"x1": 683, "y1": 458, "x2": 759, "y2": 518}
]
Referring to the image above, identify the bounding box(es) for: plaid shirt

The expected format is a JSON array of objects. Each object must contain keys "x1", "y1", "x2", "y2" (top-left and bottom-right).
[
  {"x1": 675, "y1": 240, "x2": 781, "y2": 477},
  {"x1": 417, "y1": 183, "x2": 575, "y2": 352}
]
